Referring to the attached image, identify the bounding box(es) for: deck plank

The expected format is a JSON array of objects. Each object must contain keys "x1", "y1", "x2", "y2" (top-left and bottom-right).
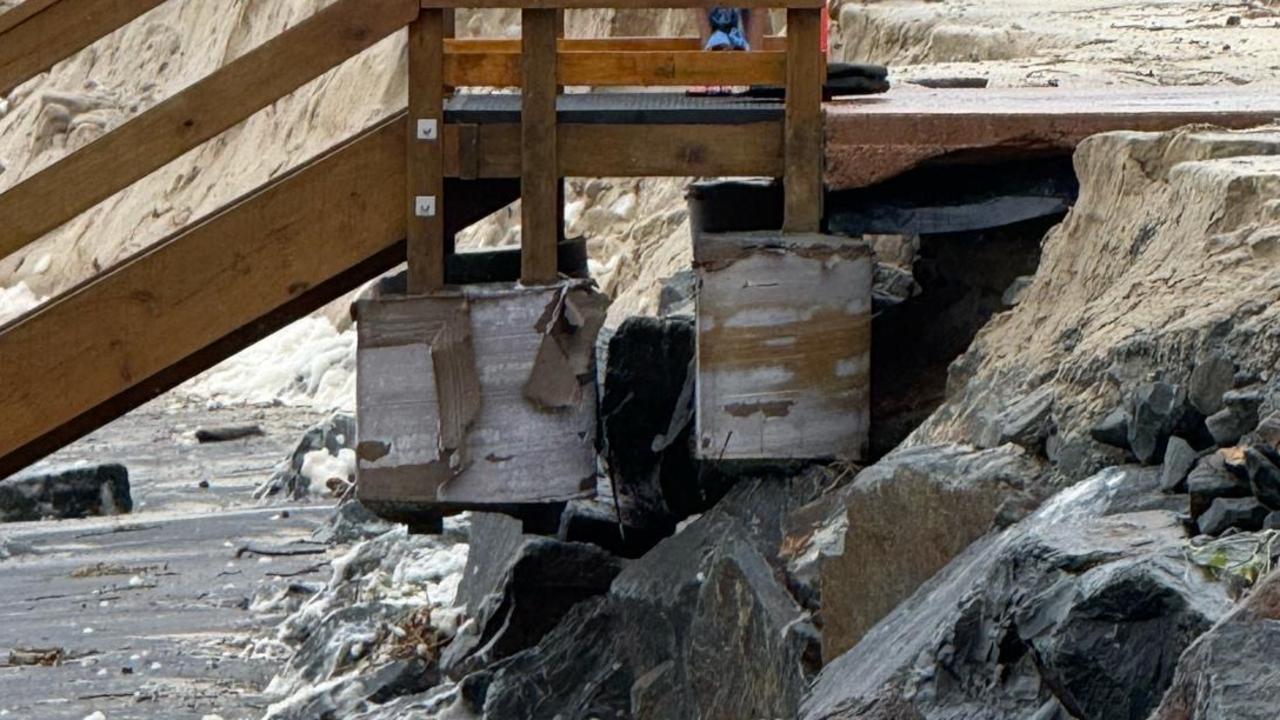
[{"x1": 824, "y1": 85, "x2": 1280, "y2": 189}]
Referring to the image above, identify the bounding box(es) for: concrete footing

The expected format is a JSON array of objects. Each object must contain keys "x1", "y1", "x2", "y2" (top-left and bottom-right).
[
  {"x1": 354, "y1": 281, "x2": 608, "y2": 524},
  {"x1": 694, "y1": 232, "x2": 872, "y2": 461}
]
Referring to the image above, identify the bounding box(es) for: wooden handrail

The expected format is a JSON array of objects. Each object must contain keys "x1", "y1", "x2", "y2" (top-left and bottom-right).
[
  {"x1": 445, "y1": 36, "x2": 787, "y2": 52},
  {"x1": 444, "y1": 49, "x2": 786, "y2": 86},
  {"x1": 0, "y1": 0, "x2": 420, "y2": 262},
  {"x1": 0, "y1": 0, "x2": 59, "y2": 35},
  {"x1": 423, "y1": 0, "x2": 823, "y2": 7},
  {"x1": 0, "y1": 114, "x2": 408, "y2": 474},
  {"x1": 0, "y1": 0, "x2": 168, "y2": 96}
]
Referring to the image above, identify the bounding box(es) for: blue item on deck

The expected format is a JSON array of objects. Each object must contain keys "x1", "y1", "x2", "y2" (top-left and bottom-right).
[
  {"x1": 705, "y1": 29, "x2": 733, "y2": 51},
  {"x1": 705, "y1": 8, "x2": 750, "y2": 51}
]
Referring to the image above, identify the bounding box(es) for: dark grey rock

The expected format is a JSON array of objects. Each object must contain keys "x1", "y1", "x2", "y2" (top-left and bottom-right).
[
  {"x1": 1161, "y1": 436, "x2": 1199, "y2": 493},
  {"x1": 312, "y1": 500, "x2": 396, "y2": 545},
  {"x1": 441, "y1": 513, "x2": 625, "y2": 678},
  {"x1": 194, "y1": 423, "x2": 264, "y2": 443},
  {"x1": 995, "y1": 386, "x2": 1055, "y2": 452},
  {"x1": 801, "y1": 468, "x2": 1233, "y2": 720},
  {"x1": 1233, "y1": 369, "x2": 1262, "y2": 388},
  {"x1": 1150, "y1": 568, "x2": 1280, "y2": 720},
  {"x1": 1197, "y1": 496, "x2": 1270, "y2": 536},
  {"x1": 1222, "y1": 389, "x2": 1264, "y2": 420},
  {"x1": 1187, "y1": 454, "x2": 1252, "y2": 519},
  {"x1": 0, "y1": 463, "x2": 131, "y2": 522},
  {"x1": 1090, "y1": 408, "x2": 1131, "y2": 450},
  {"x1": 816, "y1": 443, "x2": 1048, "y2": 661},
  {"x1": 1206, "y1": 407, "x2": 1254, "y2": 448},
  {"x1": 1255, "y1": 411, "x2": 1280, "y2": 449},
  {"x1": 1246, "y1": 446, "x2": 1280, "y2": 510},
  {"x1": 597, "y1": 316, "x2": 704, "y2": 550},
  {"x1": 1264, "y1": 511, "x2": 1280, "y2": 530},
  {"x1": 1128, "y1": 382, "x2": 1187, "y2": 464},
  {"x1": 657, "y1": 269, "x2": 697, "y2": 317},
  {"x1": 1188, "y1": 352, "x2": 1236, "y2": 416},
  {"x1": 256, "y1": 413, "x2": 355, "y2": 501},
  {"x1": 479, "y1": 481, "x2": 818, "y2": 720},
  {"x1": 1204, "y1": 389, "x2": 1263, "y2": 448}
]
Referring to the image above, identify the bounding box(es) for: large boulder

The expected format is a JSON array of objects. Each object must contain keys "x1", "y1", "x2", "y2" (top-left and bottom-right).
[
  {"x1": 1150, "y1": 567, "x2": 1280, "y2": 720},
  {"x1": 440, "y1": 513, "x2": 626, "y2": 677},
  {"x1": 593, "y1": 315, "x2": 702, "y2": 549},
  {"x1": 476, "y1": 478, "x2": 821, "y2": 720},
  {"x1": 802, "y1": 466, "x2": 1233, "y2": 720},
  {"x1": 0, "y1": 463, "x2": 131, "y2": 522},
  {"x1": 804, "y1": 443, "x2": 1049, "y2": 661}
]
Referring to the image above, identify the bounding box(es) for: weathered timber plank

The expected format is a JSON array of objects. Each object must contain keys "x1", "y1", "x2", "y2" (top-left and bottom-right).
[
  {"x1": 407, "y1": 9, "x2": 447, "y2": 293},
  {"x1": 440, "y1": 122, "x2": 781, "y2": 178},
  {"x1": 520, "y1": 8, "x2": 559, "y2": 284},
  {"x1": 822, "y1": 86, "x2": 1280, "y2": 190},
  {"x1": 695, "y1": 233, "x2": 872, "y2": 461},
  {"x1": 562, "y1": 122, "x2": 782, "y2": 176},
  {"x1": 562, "y1": 50, "x2": 784, "y2": 87},
  {"x1": 0, "y1": 0, "x2": 419, "y2": 261},
  {"x1": 0, "y1": 0, "x2": 59, "y2": 35},
  {"x1": 0, "y1": 0, "x2": 167, "y2": 96},
  {"x1": 424, "y1": 0, "x2": 823, "y2": 9},
  {"x1": 444, "y1": 36, "x2": 785, "y2": 53},
  {"x1": 0, "y1": 116, "x2": 408, "y2": 475},
  {"x1": 444, "y1": 49, "x2": 785, "y2": 87},
  {"x1": 783, "y1": 6, "x2": 824, "y2": 232}
]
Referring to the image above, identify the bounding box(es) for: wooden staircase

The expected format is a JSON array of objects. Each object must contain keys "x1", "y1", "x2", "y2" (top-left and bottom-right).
[{"x1": 0, "y1": 0, "x2": 826, "y2": 477}]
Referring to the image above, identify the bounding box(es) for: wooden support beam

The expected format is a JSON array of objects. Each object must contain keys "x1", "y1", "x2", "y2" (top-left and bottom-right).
[
  {"x1": 562, "y1": 123, "x2": 782, "y2": 176},
  {"x1": 443, "y1": 49, "x2": 785, "y2": 87},
  {"x1": 424, "y1": 0, "x2": 823, "y2": 9},
  {"x1": 407, "y1": 9, "x2": 447, "y2": 294},
  {"x1": 520, "y1": 8, "x2": 559, "y2": 285},
  {"x1": 440, "y1": 122, "x2": 783, "y2": 178},
  {"x1": 783, "y1": 6, "x2": 824, "y2": 232},
  {"x1": 0, "y1": 0, "x2": 420, "y2": 262},
  {"x1": 0, "y1": 116, "x2": 408, "y2": 475},
  {"x1": 0, "y1": 0, "x2": 167, "y2": 97}
]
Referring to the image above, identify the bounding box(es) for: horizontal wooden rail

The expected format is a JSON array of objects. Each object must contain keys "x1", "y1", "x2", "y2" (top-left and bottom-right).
[
  {"x1": 0, "y1": 0, "x2": 419, "y2": 261},
  {"x1": 441, "y1": 122, "x2": 782, "y2": 177},
  {"x1": 424, "y1": 0, "x2": 821, "y2": 8},
  {"x1": 444, "y1": 49, "x2": 786, "y2": 86},
  {"x1": 445, "y1": 35, "x2": 786, "y2": 52},
  {"x1": 0, "y1": 0, "x2": 168, "y2": 97}
]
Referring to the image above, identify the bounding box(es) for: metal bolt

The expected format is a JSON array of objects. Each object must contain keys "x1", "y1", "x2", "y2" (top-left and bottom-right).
[{"x1": 415, "y1": 196, "x2": 437, "y2": 218}]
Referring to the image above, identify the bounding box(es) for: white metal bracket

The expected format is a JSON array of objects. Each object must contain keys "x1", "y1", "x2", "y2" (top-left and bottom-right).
[
  {"x1": 416, "y1": 118, "x2": 438, "y2": 141},
  {"x1": 415, "y1": 196, "x2": 437, "y2": 218}
]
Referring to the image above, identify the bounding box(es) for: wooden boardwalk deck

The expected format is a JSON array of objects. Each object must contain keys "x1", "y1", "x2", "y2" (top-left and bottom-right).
[{"x1": 824, "y1": 85, "x2": 1280, "y2": 189}]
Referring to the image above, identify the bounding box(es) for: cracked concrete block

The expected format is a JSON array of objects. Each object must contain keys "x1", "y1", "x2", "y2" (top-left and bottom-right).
[
  {"x1": 694, "y1": 232, "x2": 872, "y2": 461},
  {"x1": 354, "y1": 281, "x2": 607, "y2": 522}
]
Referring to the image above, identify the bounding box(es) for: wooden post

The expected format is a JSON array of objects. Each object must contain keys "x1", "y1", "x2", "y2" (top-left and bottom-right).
[
  {"x1": 555, "y1": 9, "x2": 566, "y2": 243},
  {"x1": 407, "y1": 9, "x2": 447, "y2": 294},
  {"x1": 521, "y1": 8, "x2": 559, "y2": 284},
  {"x1": 783, "y1": 6, "x2": 823, "y2": 233}
]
